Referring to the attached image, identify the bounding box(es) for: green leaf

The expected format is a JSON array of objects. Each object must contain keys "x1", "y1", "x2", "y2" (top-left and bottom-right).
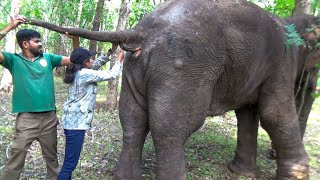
[
  {"x1": 311, "y1": 92, "x2": 320, "y2": 99},
  {"x1": 284, "y1": 24, "x2": 305, "y2": 48}
]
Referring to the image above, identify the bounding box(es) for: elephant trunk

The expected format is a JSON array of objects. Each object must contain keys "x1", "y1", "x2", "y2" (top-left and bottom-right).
[{"x1": 25, "y1": 18, "x2": 142, "y2": 45}]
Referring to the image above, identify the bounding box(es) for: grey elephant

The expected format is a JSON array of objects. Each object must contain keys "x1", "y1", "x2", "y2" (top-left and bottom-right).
[
  {"x1": 27, "y1": 0, "x2": 320, "y2": 179},
  {"x1": 229, "y1": 15, "x2": 320, "y2": 178}
]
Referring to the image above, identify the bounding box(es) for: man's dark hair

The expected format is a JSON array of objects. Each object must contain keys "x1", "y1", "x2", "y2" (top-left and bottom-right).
[{"x1": 16, "y1": 29, "x2": 41, "y2": 48}]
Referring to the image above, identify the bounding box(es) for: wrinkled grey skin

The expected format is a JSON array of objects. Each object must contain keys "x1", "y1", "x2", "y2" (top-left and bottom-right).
[
  {"x1": 27, "y1": 0, "x2": 317, "y2": 179},
  {"x1": 116, "y1": 0, "x2": 314, "y2": 179},
  {"x1": 228, "y1": 15, "x2": 320, "y2": 178},
  {"x1": 267, "y1": 67, "x2": 319, "y2": 160}
]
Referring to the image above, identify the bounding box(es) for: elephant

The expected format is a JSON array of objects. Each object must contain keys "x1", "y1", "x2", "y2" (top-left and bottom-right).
[
  {"x1": 26, "y1": 0, "x2": 320, "y2": 179},
  {"x1": 229, "y1": 15, "x2": 320, "y2": 178}
]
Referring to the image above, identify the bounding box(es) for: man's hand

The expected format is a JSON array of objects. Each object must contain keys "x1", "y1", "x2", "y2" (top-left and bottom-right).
[
  {"x1": 8, "y1": 15, "x2": 26, "y2": 30},
  {"x1": 0, "y1": 15, "x2": 26, "y2": 63}
]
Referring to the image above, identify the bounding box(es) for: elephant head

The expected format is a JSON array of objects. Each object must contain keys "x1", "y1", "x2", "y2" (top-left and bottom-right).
[
  {"x1": 230, "y1": 15, "x2": 320, "y2": 178},
  {"x1": 303, "y1": 25, "x2": 320, "y2": 71}
]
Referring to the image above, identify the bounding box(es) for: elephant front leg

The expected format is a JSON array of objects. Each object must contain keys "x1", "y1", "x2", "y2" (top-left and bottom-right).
[
  {"x1": 115, "y1": 92, "x2": 149, "y2": 179},
  {"x1": 259, "y1": 87, "x2": 309, "y2": 179},
  {"x1": 228, "y1": 105, "x2": 260, "y2": 178},
  {"x1": 266, "y1": 71, "x2": 318, "y2": 161}
]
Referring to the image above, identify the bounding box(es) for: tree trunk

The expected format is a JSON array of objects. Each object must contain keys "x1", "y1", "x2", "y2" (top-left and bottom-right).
[
  {"x1": 105, "y1": 0, "x2": 130, "y2": 111},
  {"x1": 76, "y1": 0, "x2": 84, "y2": 25},
  {"x1": 292, "y1": 0, "x2": 312, "y2": 15},
  {"x1": 312, "y1": 0, "x2": 319, "y2": 15},
  {"x1": 54, "y1": 0, "x2": 85, "y2": 77},
  {"x1": 89, "y1": 0, "x2": 105, "y2": 51},
  {"x1": 0, "y1": 0, "x2": 21, "y2": 93},
  {"x1": 54, "y1": 33, "x2": 68, "y2": 77}
]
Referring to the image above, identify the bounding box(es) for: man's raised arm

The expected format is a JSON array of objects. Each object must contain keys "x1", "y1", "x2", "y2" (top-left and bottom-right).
[{"x1": 0, "y1": 16, "x2": 26, "y2": 63}]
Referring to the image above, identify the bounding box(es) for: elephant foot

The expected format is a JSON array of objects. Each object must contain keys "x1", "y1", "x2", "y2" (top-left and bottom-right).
[
  {"x1": 267, "y1": 148, "x2": 277, "y2": 160},
  {"x1": 115, "y1": 171, "x2": 144, "y2": 180},
  {"x1": 115, "y1": 159, "x2": 143, "y2": 180},
  {"x1": 228, "y1": 160, "x2": 260, "y2": 178},
  {"x1": 276, "y1": 161, "x2": 309, "y2": 180}
]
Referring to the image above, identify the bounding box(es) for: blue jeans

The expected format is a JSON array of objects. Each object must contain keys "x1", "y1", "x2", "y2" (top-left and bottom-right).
[{"x1": 58, "y1": 129, "x2": 85, "y2": 180}]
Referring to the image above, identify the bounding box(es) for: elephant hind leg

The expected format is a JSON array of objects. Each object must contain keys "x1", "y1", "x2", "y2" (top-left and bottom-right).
[
  {"x1": 149, "y1": 113, "x2": 205, "y2": 180},
  {"x1": 151, "y1": 131, "x2": 188, "y2": 180},
  {"x1": 228, "y1": 105, "x2": 260, "y2": 178},
  {"x1": 115, "y1": 99, "x2": 149, "y2": 179},
  {"x1": 258, "y1": 85, "x2": 309, "y2": 179},
  {"x1": 115, "y1": 115, "x2": 149, "y2": 179}
]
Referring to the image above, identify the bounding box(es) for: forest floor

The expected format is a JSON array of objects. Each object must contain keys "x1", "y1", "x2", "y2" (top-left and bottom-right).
[{"x1": 0, "y1": 76, "x2": 319, "y2": 180}]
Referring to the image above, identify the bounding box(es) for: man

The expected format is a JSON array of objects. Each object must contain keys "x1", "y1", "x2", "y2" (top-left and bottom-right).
[{"x1": 0, "y1": 16, "x2": 72, "y2": 180}]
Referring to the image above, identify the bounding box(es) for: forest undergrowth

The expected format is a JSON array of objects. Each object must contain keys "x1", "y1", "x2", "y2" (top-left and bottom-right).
[{"x1": 0, "y1": 76, "x2": 319, "y2": 180}]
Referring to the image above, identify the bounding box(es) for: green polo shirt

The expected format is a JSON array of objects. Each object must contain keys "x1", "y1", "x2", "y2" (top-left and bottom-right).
[{"x1": 1, "y1": 52, "x2": 62, "y2": 113}]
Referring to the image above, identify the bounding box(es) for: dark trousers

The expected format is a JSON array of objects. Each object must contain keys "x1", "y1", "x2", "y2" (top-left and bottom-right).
[{"x1": 57, "y1": 129, "x2": 85, "y2": 180}]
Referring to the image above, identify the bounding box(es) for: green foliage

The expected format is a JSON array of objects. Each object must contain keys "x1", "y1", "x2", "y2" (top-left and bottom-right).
[
  {"x1": 0, "y1": 0, "x2": 10, "y2": 25},
  {"x1": 312, "y1": 92, "x2": 320, "y2": 99},
  {"x1": 0, "y1": 0, "x2": 120, "y2": 55},
  {"x1": 0, "y1": 0, "x2": 10, "y2": 48},
  {"x1": 79, "y1": 0, "x2": 97, "y2": 28},
  {"x1": 264, "y1": 0, "x2": 295, "y2": 17},
  {"x1": 284, "y1": 24, "x2": 305, "y2": 48},
  {"x1": 311, "y1": 0, "x2": 320, "y2": 14},
  {"x1": 129, "y1": 0, "x2": 159, "y2": 28},
  {"x1": 0, "y1": 126, "x2": 14, "y2": 135}
]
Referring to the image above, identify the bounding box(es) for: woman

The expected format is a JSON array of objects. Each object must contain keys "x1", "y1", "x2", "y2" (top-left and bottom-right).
[{"x1": 58, "y1": 38, "x2": 124, "y2": 180}]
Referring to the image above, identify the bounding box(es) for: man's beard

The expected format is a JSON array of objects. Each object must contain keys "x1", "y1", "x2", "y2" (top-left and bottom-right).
[{"x1": 31, "y1": 47, "x2": 43, "y2": 56}]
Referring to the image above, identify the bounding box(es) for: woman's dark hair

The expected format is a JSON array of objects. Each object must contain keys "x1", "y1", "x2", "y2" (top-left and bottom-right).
[
  {"x1": 64, "y1": 63, "x2": 87, "y2": 84},
  {"x1": 65, "y1": 47, "x2": 93, "y2": 84}
]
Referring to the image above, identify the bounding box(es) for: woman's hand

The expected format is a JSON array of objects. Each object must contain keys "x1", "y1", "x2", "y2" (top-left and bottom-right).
[
  {"x1": 118, "y1": 50, "x2": 124, "y2": 63},
  {"x1": 106, "y1": 43, "x2": 118, "y2": 56},
  {"x1": 65, "y1": 32, "x2": 79, "y2": 40},
  {"x1": 111, "y1": 42, "x2": 118, "y2": 52},
  {"x1": 66, "y1": 32, "x2": 80, "y2": 48}
]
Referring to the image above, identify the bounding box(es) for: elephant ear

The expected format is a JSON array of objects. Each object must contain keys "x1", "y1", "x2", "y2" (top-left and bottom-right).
[
  {"x1": 303, "y1": 25, "x2": 320, "y2": 71},
  {"x1": 302, "y1": 24, "x2": 320, "y2": 43},
  {"x1": 305, "y1": 48, "x2": 320, "y2": 71}
]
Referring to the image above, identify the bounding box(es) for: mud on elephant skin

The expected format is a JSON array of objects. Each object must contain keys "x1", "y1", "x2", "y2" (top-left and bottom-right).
[
  {"x1": 27, "y1": 0, "x2": 320, "y2": 179},
  {"x1": 229, "y1": 16, "x2": 320, "y2": 178}
]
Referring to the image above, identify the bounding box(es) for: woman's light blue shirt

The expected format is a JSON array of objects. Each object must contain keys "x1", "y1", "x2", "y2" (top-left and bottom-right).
[{"x1": 62, "y1": 55, "x2": 122, "y2": 130}]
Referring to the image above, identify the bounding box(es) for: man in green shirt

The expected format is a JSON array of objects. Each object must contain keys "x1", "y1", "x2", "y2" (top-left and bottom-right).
[{"x1": 0, "y1": 16, "x2": 73, "y2": 180}]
